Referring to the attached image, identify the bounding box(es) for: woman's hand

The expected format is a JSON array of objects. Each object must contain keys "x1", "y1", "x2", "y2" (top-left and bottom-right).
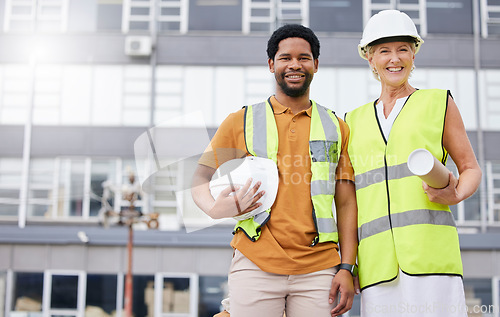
[{"x1": 423, "y1": 171, "x2": 461, "y2": 206}]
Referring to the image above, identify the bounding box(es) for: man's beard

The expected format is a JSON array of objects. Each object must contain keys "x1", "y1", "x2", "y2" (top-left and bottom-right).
[{"x1": 276, "y1": 72, "x2": 313, "y2": 97}]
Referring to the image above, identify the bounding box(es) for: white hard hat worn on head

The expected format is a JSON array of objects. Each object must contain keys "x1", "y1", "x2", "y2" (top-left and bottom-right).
[
  {"x1": 358, "y1": 9, "x2": 424, "y2": 60},
  {"x1": 209, "y1": 156, "x2": 278, "y2": 221}
]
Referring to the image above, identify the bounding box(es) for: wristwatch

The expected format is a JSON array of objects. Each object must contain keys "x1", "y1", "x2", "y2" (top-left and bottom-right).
[{"x1": 339, "y1": 263, "x2": 358, "y2": 277}]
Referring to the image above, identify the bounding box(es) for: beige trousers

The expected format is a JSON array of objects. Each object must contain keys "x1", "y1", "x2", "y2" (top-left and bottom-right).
[{"x1": 228, "y1": 249, "x2": 338, "y2": 317}]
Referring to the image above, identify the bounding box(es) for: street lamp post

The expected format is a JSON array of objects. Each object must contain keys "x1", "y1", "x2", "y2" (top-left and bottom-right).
[
  {"x1": 99, "y1": 170, "x2": 159, "y2": 317},
  {"x1": 124, "y1": 222, "x2": 134, "y2": 317}
]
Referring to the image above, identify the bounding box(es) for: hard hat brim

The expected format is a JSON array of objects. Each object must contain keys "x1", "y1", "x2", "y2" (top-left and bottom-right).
[{"x1": 358, "y1": 35, "x2": 423, "y2": 60}]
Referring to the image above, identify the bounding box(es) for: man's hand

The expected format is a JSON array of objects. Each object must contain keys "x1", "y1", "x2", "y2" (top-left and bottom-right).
[
  {"x1": 192, "y1": 164, "x2": 265, "y2": 219},
  {"x1": 210, "y1": 178, "x2": 265, "y2": 218},
  {"x1": 329, "y1": 269, "x2": 355, "y2": 316}
]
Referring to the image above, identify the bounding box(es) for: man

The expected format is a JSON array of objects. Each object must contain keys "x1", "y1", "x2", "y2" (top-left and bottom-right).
[{"x1": 192, "y1": 24, "x2": 358, "y2": 317}]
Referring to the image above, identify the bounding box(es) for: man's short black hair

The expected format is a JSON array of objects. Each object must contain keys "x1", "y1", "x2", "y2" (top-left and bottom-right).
[{"x1": 267, "y1": 24, "x2": 320, "y2": 60}]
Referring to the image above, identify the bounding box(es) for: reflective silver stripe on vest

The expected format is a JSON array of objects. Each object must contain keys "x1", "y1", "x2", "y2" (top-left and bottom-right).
[
  {"x1": 317, "y1": 217, "x2": 337, "y2": 233},
  {"x1": 359, "y1": 209, "x2": 457, "y2": 241},
  {"x1": 317, "y1": 105, "x2": 338, "y2": 142},
  {"x1": 355, "y1": 162, "x2": 413, "y2": 190},
  {"x1": 251, "y1": 102, "x2": 268, "y2": 157},
  {"x1": 253, "y1": 210, "x2": 270, "y2": 225},
  {"x1": 315, "y1": 106, "x2": 337, "y2": 195},
  {"x1": 311, "y1": 179, "x2": 334, "y2": 196}
]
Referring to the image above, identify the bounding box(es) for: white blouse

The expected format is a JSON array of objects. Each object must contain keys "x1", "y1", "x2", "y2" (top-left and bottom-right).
[{"x1": 375, "y1": 96, "x2": 409, "y2": 140}]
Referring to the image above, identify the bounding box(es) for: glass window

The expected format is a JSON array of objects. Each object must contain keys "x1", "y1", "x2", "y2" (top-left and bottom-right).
[
  {"x1": 427, "y1": 0, "x2": 473, "y2": 34},
  {"x1": 487, "y1": 161, "x2": 500, "y2": 223},
  {"x1": 158, "y1": 0, "x2": 189, "y2": 33},
  {"x1": 481, "y1": 0, "x2": 500, "y2": 37},
  {"x1": 58, "y1": 158, "x2": 87, "y2": 217},
  {"x1": 11, "y1": 272, "x2": 43, "y2": 314},
  {"x1": 198, "y1": 276, "x2": 227, "y2": 317},
  {"x1": 463, "y1": 278, "x2": 495, "y2": 315},
  {"x1": 145, "y1": 274, "x2": 198, "y2": 316},
  {"x1": 128, "y1": 275, "x2": 154, "y2": 317},
  {"x1": 0, "y1": 65, "x2": 31, "y2": 125},
  {"x1": 495, "y1": 277, "x2": 500, "y2": 316},
  {"x1": 155, "y1": 66, "x2": 184, "y2": 125},
  {"x1": 120, "y1": 159, "x2": 143, "y2": 214},
  {"x1": 445, "y1": 159, "x2": 481, "y2": 224},
  {"x1": 45, "y1": 271, "x2": 85, "y2": 316},
  {"x1": 27, "y1": 158, "x2": 56, "y2": 218},
  {"x1": 362, "y1": 0, "x2": 427, "y2": 36},
  {"x1": 85, "y1": 274, "x2": 118, "y2": 315},
  {"x1": 151, "y1": 161, "x2": 178, "y2": 215},
  {"x1": 90, "y1": 159, "x2": 118, "y2": 217},
  {"x1": 483, "y1": 70, "x2": 500, "y2": 130},
  {"x1": 188, "y1": 0, "x2": 242, "y2": 32},
  {"x1": 122, "y1": 0, "x2": 152, "y2": 33},
  {"x1": 33, "y1": 65, "x2": 62, "y2": 125},
  {"x1": 242, "y1": 0, "x2": 274, "y2": 34},
  {"x1": 309, "y1": 0, "x2": 363, "y2": 33},
  {"x1": 66, "y1": 1, "x2": 96, "y2": 33},
  {"x1": 463, "y1": 191, "x2": 481, "y2": 222},
  {"x1": 0, "y1": 271, "x2": 6, "y2": 317},
  {"x1": 123, "y1": 66, "x2": 151, "y2": 127},
  {"x1": 51, "y1": 275, "x2": 78, "y2": 309},
  {"x1": 0, "y1": 158, "x2": 22, "y2": 216},
  {"x1": 4, "y1": 0, "x2": 68, "y2": 33},
  {"x1": 163, "y1": 277, "x2": 191, "y2": 314}
]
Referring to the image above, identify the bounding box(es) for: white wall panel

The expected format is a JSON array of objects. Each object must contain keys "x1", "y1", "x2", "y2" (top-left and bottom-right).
[
  {"x1": 214, "y1": 67, "x2": 245, "y2": 125},
  {"x1": 335, "y1": 68, "x2": 374, "y2": 117},
  {"x1": 310, "y1": 67, "x2": 336, "y2": 111},
  {"x1": 455, "y1": 70, "x2": 478, "y2": 130},
  {"x1": 92, "y1": 66, "x2": 123, "y2": 126},
  {"x1": 87, "y1": 247, "x2": 122, "y2": 273},
  {"x1": 195, "y1": 248, "x2": 233, "y2": 276},
  {"x1": 49, "y1": 245, "x2": 86, "y2": 270},
  {"x1": 61, "y1": 66, "x2": 92, "y2": 125},
  {"x1": 184, "y1": 66, "x2": 215, "y2": 126},
  {"x1": 0, "y1": 246, "x2": 11, "y2": 270},
  {"x1": 244, "y1": 66, "x2": 273, "y2": 107},
  {"x1": 12, "y1": 245, "x2": 49, "y2": 271}
]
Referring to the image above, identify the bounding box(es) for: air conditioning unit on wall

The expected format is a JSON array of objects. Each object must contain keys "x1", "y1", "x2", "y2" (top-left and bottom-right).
[{"x1": 125, "y1": 36, "x2": 152, "y2": 56}]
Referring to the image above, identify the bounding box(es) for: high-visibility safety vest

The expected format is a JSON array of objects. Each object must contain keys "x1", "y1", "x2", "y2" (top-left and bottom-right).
[
  {"x1": 345, "y1": 89, "x2": 462, "y2": 290},
  {"x1": 234, "y1": 98, "x2": 342, "y2": 246}
]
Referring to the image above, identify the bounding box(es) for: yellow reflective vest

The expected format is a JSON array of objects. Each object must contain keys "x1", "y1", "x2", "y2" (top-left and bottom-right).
[
  {"x1": 345, "y1": 89, "x2": 463, "y2": 290},
  {"x1": 234, "y1": 98, "x2": 342, "y2": 246}
]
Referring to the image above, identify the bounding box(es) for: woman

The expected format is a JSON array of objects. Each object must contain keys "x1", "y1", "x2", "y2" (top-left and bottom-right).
[{"x1": 345, "y1": 10, "x2": 482, "y2": 317}]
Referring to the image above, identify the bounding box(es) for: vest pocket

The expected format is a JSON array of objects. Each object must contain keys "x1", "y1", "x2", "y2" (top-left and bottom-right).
[{"x1": 310, "y1": 140, "x2": 338, "y2": 163}]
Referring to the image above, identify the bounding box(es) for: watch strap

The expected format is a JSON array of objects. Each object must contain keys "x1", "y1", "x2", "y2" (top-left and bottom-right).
[{"x1": 339, "y1": 263, "x2": 358, "y2": 277}]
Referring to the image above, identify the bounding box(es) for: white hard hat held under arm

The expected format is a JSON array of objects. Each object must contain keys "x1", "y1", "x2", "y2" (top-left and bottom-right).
[
  {"x1": 209, "y1": 156, "x2": 279, "y2": 221},
  {"x1": 358, "y1": 9, "x2": 424, "y2": 60}
]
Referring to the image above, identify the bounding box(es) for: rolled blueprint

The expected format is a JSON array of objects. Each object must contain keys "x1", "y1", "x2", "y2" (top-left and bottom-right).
[{"x1": 407, "y1": 148, "x2": 450, "y2": 189}]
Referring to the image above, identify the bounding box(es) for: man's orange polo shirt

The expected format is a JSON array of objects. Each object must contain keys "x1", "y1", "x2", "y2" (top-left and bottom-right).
[{"x1": 199, "y1": 96, "x2": 354, "y2": 275}]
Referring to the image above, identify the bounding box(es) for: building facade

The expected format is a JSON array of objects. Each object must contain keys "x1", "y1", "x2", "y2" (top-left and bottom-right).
[{"x1": 0, "y1": 0, "x2": 500, "y2": 316}]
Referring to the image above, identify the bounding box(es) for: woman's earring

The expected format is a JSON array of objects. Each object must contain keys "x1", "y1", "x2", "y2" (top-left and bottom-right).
[
  {"x1": 411, "y1": 65, "x2": 415, "y2": 72},
  {"x1": 372, "y1": 68, "x2": 378, "y2": 75}
]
